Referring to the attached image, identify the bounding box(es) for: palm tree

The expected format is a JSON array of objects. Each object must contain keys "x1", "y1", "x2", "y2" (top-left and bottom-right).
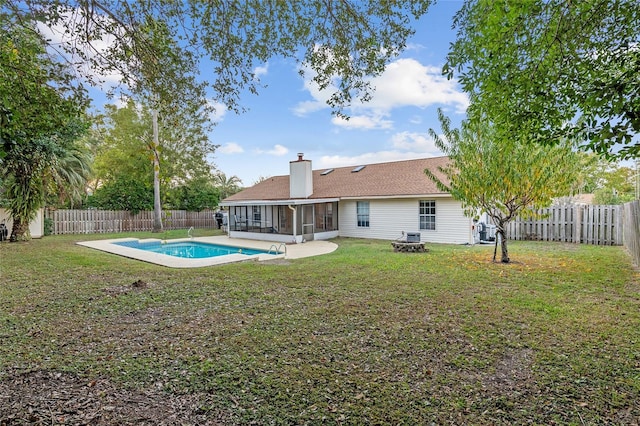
[
  {"x1": 215, "y1": 172, "x2": 243, "y2": 201},
  {"x1": 44, "y1": 142, "x2": 93, "y2": 208},
  {"x1": 2, "y1": 139, "x2": 56, "y2": 241},
  {"x1": 2, "y1": 133, "x2": 91, "y2": 241}
]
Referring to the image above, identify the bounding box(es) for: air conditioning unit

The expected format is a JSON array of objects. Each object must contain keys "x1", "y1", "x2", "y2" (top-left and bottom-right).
[{"x1": 406, "y1": 232, "x2": 421, "y2": 243}]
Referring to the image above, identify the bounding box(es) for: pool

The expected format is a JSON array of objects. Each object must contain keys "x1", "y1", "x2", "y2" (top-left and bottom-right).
[
  {"x1": 114, "y1": 240, "x2": 275, "y2": 258},
  {"x1": 78, "y1": 236, "x2": 336, "y2": 268},
  {"x1": 76, "y1": 237, "x2": 291, "y2": 268}
]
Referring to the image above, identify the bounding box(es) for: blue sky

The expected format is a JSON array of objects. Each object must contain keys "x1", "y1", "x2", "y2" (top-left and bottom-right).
[
  {"x1": 208, "y1": 0, "x2": 467, "y2": 186},
  {"x1": 65, "y1": 1, "x2": 467, "y2": 186},
  {"x1": 38, "y1": 1, "x2": 636, "y2": 187}
]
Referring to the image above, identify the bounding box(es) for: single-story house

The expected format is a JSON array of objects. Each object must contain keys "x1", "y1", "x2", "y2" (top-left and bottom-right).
[
  {"x1": 0, "y1": 208, "x2": 44, "y2": 239},
  {"x1": 220, "y1": 154, "x2": 474, "y2": 245}
]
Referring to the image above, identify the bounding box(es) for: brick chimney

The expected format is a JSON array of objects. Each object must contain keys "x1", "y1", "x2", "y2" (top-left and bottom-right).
[{"x1": 290, "y1": 153, "x2": 313, "y2": 198}]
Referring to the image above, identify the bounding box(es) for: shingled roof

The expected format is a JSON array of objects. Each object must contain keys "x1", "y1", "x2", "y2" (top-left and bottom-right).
[{"x1": 224, "y1": 156, "x2": 452, "y2": 202}]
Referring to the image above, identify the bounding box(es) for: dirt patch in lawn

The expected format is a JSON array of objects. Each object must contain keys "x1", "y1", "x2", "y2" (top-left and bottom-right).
[
  {"x1": 102, "y1": 279, "x2": 151, "y2": 296},
  {"x1": 483, "y1": 348, "x2": 534, "y2": 390},
  {"x1": 0, "y1": 369, "x2": 228, "y2": 426}
]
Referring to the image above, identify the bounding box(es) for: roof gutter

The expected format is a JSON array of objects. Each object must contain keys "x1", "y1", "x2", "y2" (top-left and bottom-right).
[
  {"x1": 339, "y1": 193, "x2": 452, "y2": 200},
  {"x1": 220, "y1": 198, "x2": 339, "y2": 207}
]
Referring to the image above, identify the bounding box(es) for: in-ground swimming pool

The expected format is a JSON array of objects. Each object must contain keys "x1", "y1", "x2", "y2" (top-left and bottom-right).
[
  {"x1": 77, "y1": 236, "x2": 335, "y2": 268},
  {"x1": 114, "y1": 239, "x2": 277, "y2": 259}
]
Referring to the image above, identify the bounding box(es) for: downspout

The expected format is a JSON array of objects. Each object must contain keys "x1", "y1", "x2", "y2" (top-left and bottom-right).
[{"x1": 288, "y1": 205, "x2": 297, "y2": 243}]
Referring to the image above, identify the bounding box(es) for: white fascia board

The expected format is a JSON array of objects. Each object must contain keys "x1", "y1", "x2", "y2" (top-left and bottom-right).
[
  {"x1": 220, "y1": 198, "x2": 339, "y2": 207},
  {"x1": 339, "y1": 193, "x2": 451, "y2": 200}
]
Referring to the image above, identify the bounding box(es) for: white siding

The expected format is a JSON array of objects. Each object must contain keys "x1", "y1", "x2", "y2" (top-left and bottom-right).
[
  {"x1": 228, "y1": 230, "x2": 298, "y2": 244},
  {"x1": 338, "y1": 198, "x2": 472, "y2": 244},
  {"x1": 0, "y1": 208, "x2": 44, "y2": 239}
]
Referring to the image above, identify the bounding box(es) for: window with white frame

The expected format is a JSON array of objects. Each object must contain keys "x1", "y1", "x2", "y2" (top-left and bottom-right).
[
  {"x1": 419, "y1": 200, "x2": 436, "y2": 230},
  {"x1": 356, "y1": 201, "x2": 370, "y2": 227}
]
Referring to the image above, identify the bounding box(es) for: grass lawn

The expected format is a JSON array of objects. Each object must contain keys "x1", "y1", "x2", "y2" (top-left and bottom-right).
[{"x1": 1, "y1": 231, "x2": 639, "y2": 424}]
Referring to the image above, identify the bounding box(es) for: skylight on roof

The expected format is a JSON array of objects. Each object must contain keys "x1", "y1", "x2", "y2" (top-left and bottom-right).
[
  {"x1": 351, "y1": 165, "x2": 366, "y2": 173},
  {"x1": 321, "y1": 168, "x2": 334, "y2": 175}
]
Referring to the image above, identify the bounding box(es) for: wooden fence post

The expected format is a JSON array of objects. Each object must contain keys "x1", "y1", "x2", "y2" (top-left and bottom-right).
[{"x1": 574, "y1": 205, "x2": 582, "y2": 243}]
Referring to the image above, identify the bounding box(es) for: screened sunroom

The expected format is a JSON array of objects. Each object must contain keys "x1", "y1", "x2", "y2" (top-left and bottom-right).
[{"x1": 222, "y1": 199, "x2": 339, "y2": 243}]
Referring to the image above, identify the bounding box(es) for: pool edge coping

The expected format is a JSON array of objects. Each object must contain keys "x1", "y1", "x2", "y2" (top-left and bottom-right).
[{"x1": 76, "y1": 236, "x2": 337, "y2": 268}]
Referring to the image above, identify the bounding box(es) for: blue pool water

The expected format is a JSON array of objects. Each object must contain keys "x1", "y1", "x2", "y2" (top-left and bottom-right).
[{"x1": 114, "y1": 240, "x2": 274, "y2": 259}]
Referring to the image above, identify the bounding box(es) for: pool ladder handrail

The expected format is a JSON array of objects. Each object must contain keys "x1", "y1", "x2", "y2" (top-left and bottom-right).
[
  {"x1": 188, "y1": 226, "x2": 194, "y2": 239},
  {"x1": 268, "y1": 243, "x2": 287, "y2": 256}
]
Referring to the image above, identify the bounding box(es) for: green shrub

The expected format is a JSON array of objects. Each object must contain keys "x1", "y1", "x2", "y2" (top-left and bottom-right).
[{"x1": 43, "y1": 217, "x2": 53, "y2": 236}]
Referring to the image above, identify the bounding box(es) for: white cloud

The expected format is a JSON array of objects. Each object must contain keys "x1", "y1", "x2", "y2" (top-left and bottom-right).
[
  {"x1": 108, "y1": 94, "x2": 130, "y2": 109},
  {"x1": 409, "y1": 115, "x2": 423, "y2": 125},
  {"x1": 292, "y1": 63, "x2": 337, "y2": 116},
  {"x1": 36, "y1": 8, "x2": 123, "y2": 88},
  {"x1": 293, "y1": 57, "x2": 469, "y2": 129},
  {"x1": 363, "y1": 58, "x2": 469, "y2": 114},
  {"x1": 208, "y1": 100, "x2": 228, "y2": 122},
  {"x1": 292, "y1": 100, "x2": 327, "y2": 116},
  {"x1": 218, "y1": 142, "x2": 244, "y2": 154},
  {"x1": 331, "y1": 114, "x2": 393, "y2": 130},
  {"x1": 405, "y1": 42, "x2": 426, "y2": 53},
  {"x1": 314, "y1": 129, "x2": 444, "y2": 169},
  {"x1": 390, "y1": 131, "x2": 439, "y2": 152},
  {"x1": 317, "y1": 150, "x2": 439, "y2": 169},
  {"x1": 254, "y1": 63, "x2": 269, "y2": 79},
  {"x1": 255, "y1": 144, "x2": 289, "y2": 156}
]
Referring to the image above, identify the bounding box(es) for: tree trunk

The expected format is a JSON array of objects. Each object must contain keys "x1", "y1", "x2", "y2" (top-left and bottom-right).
[
  {"x1": 9, "y1": 217, "x2": 31, "y2": 242},
  {"x1": 151, "y1": 109, "x2": 163, "y2": 233},
  {"x1": 492, "y1": 223, "x2": 511, "y2": 263},
  {"x1": 498, "y1": 229, "x2": 510, "y2": 263}
]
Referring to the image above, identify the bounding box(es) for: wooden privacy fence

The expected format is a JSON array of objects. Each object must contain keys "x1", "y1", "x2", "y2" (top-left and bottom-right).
[
  {"x1": 46, "y1": 209, "x2": 216, "y2": 235},
  {"x1": 622, "y1": 201, "x2": 640, "y2": 267},
  {"x1": 506, "y1": 205, "x2": 623, "y2": 245}
]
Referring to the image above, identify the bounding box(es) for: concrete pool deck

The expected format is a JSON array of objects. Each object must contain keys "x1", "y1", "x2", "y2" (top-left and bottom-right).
[{"x1": 77, "y1": 236, "x2": 338, "y2": 268}]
